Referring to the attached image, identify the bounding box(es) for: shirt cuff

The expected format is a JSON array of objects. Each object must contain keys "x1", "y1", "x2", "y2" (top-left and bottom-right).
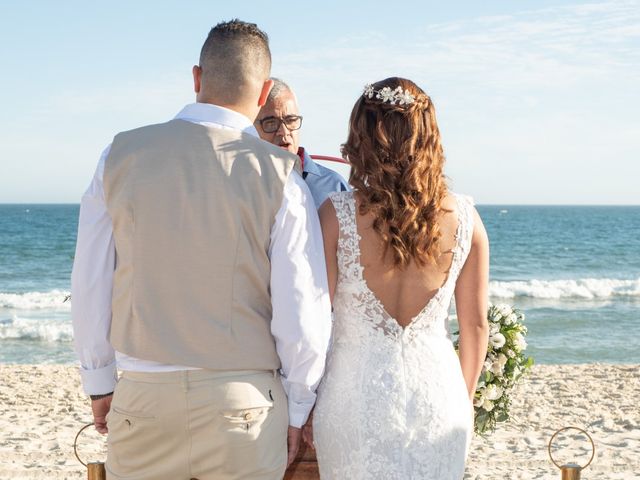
[
  {"x1": 79, "y1": 362, "x2": 118, "y2": 396},
  {"x1": 288, "y1": 398, "x2": 313, "y2": 429},
  {"x1": 283, "y1": 381, "x2": 316, "y2": 428}
]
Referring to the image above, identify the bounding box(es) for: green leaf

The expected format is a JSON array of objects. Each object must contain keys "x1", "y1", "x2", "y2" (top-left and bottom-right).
[{"x1": 475, "y1": 411, "x2": 489, "y2": 434}]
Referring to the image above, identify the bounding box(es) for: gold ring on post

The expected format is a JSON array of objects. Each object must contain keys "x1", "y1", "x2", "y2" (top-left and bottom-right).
[
  {"x1": 548, "y1": 426, "x2": 595, "y2": 470},
  {"x1": 73, "y1": 422, "x2": 95, "y2": 467}
]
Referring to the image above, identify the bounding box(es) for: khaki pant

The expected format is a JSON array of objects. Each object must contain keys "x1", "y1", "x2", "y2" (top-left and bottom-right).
[{"x1": 105, "y1": 369, "x2": 288, "y2": 480}]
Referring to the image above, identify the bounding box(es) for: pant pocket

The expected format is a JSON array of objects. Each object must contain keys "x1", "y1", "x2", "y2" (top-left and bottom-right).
[
  {"x1": 220, "y1": 406, "x2": 273, "y2": 436},
  {"x1": 107, "y1": 408, "x2": 162, "y2": 472},
  {"x1": 106, "y1": 379, "x2": 184, "y2": 479},
  {"x1": 210, "y1": 378, "x2": 287, "y2": 478}
]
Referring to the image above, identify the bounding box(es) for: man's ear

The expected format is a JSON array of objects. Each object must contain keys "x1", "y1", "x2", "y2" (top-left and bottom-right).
[
  {"x1": 258, "y1": 78, "x2": 274, "y2": 107},
  {"x1": 192, "y1": 65, "x2": 202, "y2": 94}
]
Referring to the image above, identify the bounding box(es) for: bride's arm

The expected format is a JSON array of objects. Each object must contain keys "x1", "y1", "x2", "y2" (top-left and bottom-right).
[
  {"x1": 454, "y1": 208, "x2": 490, "y2": 401},
  {"x1": 318, "y1": 198, "x2": 339, "y2": 304}
]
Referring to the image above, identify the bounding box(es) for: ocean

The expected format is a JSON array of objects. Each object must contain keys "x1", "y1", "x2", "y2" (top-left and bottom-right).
[{"x1": 1, "y1": 204, "x2": 638, "y2": 365}]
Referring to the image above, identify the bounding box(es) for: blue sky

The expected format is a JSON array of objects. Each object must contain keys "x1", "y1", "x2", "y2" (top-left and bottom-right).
[{"x1": 0, "y1": 0, "x2": 638, "y2": 204}]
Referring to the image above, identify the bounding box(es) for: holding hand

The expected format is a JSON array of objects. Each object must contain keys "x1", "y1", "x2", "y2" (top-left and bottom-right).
[
  {"x1": 287, "y1": 426, "x2": 302, "y2": 467},
  {"x1": 302, "y1": 412, "x2": 314, "y2": 449},
  {"x1": 90, "y1": 394, "x2": 113, "y2": 434}
]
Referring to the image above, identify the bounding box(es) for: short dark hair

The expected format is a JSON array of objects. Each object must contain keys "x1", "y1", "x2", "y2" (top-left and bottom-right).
[{"x1": 199, "y1": 19, "x2": 271, "y2": 103}]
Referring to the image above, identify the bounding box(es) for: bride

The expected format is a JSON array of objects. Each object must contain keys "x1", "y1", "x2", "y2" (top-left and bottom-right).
[{"x1": 309, "y1": 77, "x2": 490, "y2": 479}]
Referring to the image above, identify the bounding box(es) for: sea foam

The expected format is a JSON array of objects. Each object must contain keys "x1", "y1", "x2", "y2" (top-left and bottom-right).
[
  {"x1": 0, "y1": 290, "x2": 70, "y2": 310},
  {"x1": 490, "y1": 278, "x2": 640, "y2": 299},
  {"x1": 0, "y1": 315, "x2": 73, "y2": 342}
]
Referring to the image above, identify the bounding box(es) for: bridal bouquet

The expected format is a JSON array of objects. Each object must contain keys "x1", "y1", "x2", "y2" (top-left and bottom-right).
[{"x1": 454, "y1": 304, "x2": 534, "y2": 435}]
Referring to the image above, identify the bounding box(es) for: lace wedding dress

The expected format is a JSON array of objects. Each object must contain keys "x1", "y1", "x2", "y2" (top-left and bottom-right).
[{"x1": 313, "y1": 191, "x2": 475, "y2": 480}]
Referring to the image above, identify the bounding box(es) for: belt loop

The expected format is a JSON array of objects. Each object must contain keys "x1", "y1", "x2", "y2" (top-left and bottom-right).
[
  {"x1": 182, "y1": 371, "x2": 188, "y2": 393},
  {"x1": 273, "y1": 369, "x2": 278, "y2": 378}
]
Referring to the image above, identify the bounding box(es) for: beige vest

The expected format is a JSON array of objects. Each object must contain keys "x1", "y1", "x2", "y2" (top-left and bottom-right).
[{"x1": 103, "y1": 119, "x2": 297, "y2": 370}]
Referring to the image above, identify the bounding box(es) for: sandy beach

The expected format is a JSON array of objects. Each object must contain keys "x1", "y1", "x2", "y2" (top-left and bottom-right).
[{"x1": 1, "y1": 363, "x2": 638, "y2": 479}]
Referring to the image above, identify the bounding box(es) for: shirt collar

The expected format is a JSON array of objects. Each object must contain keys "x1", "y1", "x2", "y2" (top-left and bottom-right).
[
  {"x1": 298, "y1": 147, "x2": 322, "y2": 176},
  {"x1": 174, "y1": 103, "x2": 260, "y2": 138}
]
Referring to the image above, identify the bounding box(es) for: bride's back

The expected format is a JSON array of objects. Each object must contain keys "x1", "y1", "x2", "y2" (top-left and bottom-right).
[
  {"x1": 333, "y1": 76, "x2": 461, "y2": 328},
  {"x1": 355, "y1": 192, "x2": 460, "y2": 327}
]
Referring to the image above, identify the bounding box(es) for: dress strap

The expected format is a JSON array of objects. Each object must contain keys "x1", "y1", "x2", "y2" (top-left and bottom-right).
[
  {"x1": 449, "y1": 193, "x2": 475, "y2": 279},
  {"x1": 328, "y1": 191, "x2": 361, "y2": 280},
  {"x1": 328, "y1": 191, "x2": 357, "y2": 238}
]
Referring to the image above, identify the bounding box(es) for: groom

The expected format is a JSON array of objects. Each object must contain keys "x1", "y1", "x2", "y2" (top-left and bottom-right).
[{"x1": 71, "y1": 20, "x2": 332, "y2": 479}]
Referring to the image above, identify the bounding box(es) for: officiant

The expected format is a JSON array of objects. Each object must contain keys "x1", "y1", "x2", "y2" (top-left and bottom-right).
[{"x1": 255, "y1": 78, "x2": 349, "y2": 208}]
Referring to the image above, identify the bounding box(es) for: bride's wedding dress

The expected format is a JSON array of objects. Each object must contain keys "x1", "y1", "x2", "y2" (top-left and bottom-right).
[{"x1": 313, "y1": 191, "x2": 475, "y2": 479}]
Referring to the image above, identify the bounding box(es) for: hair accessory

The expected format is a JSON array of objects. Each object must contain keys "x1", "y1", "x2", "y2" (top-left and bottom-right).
[{"x1": 363, "y1": 84, "x2": 415, "y2": 105}]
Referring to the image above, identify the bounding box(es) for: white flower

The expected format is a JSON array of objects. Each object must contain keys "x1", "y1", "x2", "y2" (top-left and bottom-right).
[
  {"x1": 396, "y1": 89, "x2": 415, "y2": 105},
  {"x1": 489, "y1": 322, "x2": 501, "y2": 336},
  {"x1": 473, "y1": 395, "x2": 484, "y2": 407},
  {"x1": 482, "y1": 360, "x2": 492, "y2": 373},
  {"x1": 504, "y1": 313, "x2": 517, "y2": 325},
  {"x1": 363, "y1": 84, "x2": 375, "y2": 98},
  {"x1": 482, "y1": 399, "x2": 495, "y2": 412},
  {"x1": 498, "y1": 304, "x2": 512, "y2": 317},
  {"x1": 377, "y1": 86, "x2": 397, "y2": 104},
  {"x1": 513, "y1": 332, "x2": 527, "y2": 351},
  {"x1": 507, "y1": 349, "x2": 515, "y2": 358},
  {"x1": 484, "y1": 384, "x2": 503, "y2": 401},
  {"x1": 491, "y1": 353, "x2": 508, "y2": 375},
  {"x1": 497, "y1": 353, "x2": 508, "y2": 366},
  {"x1": 489, "y1": 309, "x2": 502, "y2": 323},
  {"x1": 490, "y1": 332, "x2": 506, "y2": 349},
  {"x1": 490, "y1": 361, "x2": 503, "y2": 376}
]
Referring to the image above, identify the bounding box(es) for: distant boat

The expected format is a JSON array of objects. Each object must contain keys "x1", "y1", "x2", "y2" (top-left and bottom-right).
[{"x1": 500, "y1": 209, "x2": 508, "y2": 214}]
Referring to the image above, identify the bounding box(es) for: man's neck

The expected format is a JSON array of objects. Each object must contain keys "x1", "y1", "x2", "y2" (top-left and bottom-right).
[{"x1": 195, "y1": 97, "x2": 257, "y2": 123}]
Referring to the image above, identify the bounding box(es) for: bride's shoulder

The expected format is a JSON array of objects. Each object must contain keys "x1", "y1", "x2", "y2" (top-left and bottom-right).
[
  {"x1": 320, "y1": 191, "x2": 351, "y2": 219},
  {"x1": 442, "y1": 191, "x2": 475, "y2": 211},
  {"x1": 318, "y1": 196, "x2": 340, "y2": 241},
  {"x1": 445, "y1": 192, "x2": 488, "y2": 247}
]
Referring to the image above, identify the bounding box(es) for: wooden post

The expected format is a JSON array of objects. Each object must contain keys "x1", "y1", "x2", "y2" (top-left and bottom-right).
[
  {"x1": 560, "y1": 465, "x2": 582, "y2": 480},
  {"x1": 87, "y1": 462, "x2": 106, "y2": 480},
  {"x1": 284, "y1": 443, "x2": 319, "y2": 480}
]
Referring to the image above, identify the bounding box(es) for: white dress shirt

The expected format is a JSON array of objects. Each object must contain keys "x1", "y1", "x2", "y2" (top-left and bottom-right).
[{"x1": 71, "y1": 103, "x2": 332, "y2": 427}]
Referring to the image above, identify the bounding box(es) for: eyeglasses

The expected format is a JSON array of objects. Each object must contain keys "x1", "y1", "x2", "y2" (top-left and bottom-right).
[{"x1": 257, "y1": 115, "x2": 303, "y2": 134}]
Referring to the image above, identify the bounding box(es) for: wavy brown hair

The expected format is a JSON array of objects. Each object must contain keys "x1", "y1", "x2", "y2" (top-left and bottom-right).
[{"x1": 342, "y1": 77, "x2": 449, "y2": 268}]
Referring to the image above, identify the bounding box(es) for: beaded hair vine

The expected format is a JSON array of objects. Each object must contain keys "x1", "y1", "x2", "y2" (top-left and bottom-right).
[{"x1": 363, "y1": 84, "x2": 415, "y2": 105}]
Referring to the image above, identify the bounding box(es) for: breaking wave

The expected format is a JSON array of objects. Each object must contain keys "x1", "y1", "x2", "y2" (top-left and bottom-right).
[
  {"x1": 0, "y1": 315, "x2": 72, "y2": 342},
  {"x1": 490, "y1": 278, "x2": 640, "y2": 299}
]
